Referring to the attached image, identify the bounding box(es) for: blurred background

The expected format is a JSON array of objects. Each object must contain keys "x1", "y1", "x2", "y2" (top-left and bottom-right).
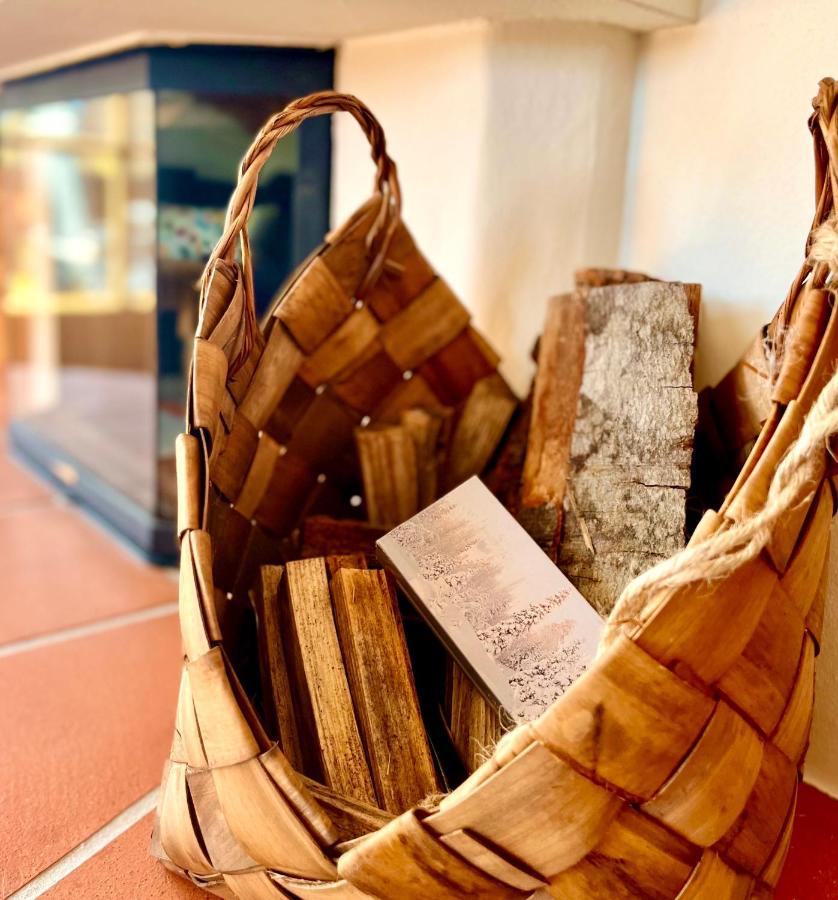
[{"x1": 2, "y1": 2, "x2": 838, "y2": 896}]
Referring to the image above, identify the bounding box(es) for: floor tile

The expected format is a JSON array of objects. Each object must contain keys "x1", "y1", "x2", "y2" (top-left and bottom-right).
[
  {"x1": 44, "y1": 811, "x2": 206, "y2": 900},
  {"x1": 0, "y1": 615, "x2": 182, "y2": 896},
  {"x1": 0, "y1": 503, "x2": 176, "y2": 645},
  {"x1": 0, "y1": 442, "x2": 51, "y2": 510},
  {"x1": 776, "y1": 782, "x2": 838, "y2": 898}
]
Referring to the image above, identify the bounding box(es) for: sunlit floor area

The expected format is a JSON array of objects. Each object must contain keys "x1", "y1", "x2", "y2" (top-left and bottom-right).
[{"x1": 0, "y1": 372, "x2": 834, "y2": 899}]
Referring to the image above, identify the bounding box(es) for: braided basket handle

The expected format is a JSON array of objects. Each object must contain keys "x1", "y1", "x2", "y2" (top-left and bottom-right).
[{"x1": 201, "y1": 91, "x2": 401, "y2": 351}]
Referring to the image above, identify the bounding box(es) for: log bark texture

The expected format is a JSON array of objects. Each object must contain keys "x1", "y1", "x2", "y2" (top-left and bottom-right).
[{"x1": 557, "y1": 281, "x2": 699, "y2": 616}]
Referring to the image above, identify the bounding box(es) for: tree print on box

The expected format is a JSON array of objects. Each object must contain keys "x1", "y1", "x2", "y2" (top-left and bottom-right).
[{"x1": 377, "y1": 476, "x2": 603, "y2": 723}]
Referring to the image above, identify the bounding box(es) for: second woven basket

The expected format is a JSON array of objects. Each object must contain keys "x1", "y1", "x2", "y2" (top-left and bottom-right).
[{"x1": 153, "y1": 84, "x2": 838, "y2": 899}]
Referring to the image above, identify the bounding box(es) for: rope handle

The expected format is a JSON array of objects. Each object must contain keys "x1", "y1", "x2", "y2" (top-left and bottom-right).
[{"x1": 200, "y1": 91, "x2": 402, "y2": 369}]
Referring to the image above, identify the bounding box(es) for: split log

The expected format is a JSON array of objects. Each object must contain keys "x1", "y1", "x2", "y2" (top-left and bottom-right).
[
  {"x1": 281, "y1": 558, "x2": 377, "y2": 804},
  {"x1": 251, "y1": 565, "x2": 304, "y2": 770},
  {"x1": 556, "y1": 281, "x2": 700, "y2": 616},
  {"x1": 354, "y1": 425, "x2": 419, "y2": 527},
  {"x1": 447, "y1": 661, "x2": 503, "y2": 774},
  {"x1": 445, "y1": 373, "x2": 518, "y2": 490},
  {"x1": 400, "y1": 408, "x2": 445, "y2": 509},
  {"x1": 301, "y1": 777, "x2": 394, "y2": 842},
  {"x1": 518, "y1": 293, "x2": 586, "y2": 555},
  {"x1": 331, "y1": 568, "x2": 440, "y2": 812}
]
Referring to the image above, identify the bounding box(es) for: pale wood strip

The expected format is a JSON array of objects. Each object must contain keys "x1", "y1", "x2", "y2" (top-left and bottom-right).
[
  {"x1": 191, "y1": 873, "x2": 238, "y2": 899},
  {"x1": 440, "y1": 829, "x2": 548, "y2": 891},
  {"x1": 199, "y1": 258, "x2": 237, "y2": 340},
  {"x1": 772, "y1": 287, "x2": 830, "y2": 404},
  {"x1": 427, "y1": 741, "x2": 622, "y2": 876},
  {"x1": 190, "y1": 529, "x2": 223, "y2": 642},
  {"x1": 380, "y1": 278, "x2": 471, "y2": 370},
  {"x1": 806, "y1": 540, "x2": 830, "y2": 651},
  {"x1": 235, "y1": 432, "x2": 283, "y2": 519},
  {"x1": 211, "y1": 411, "x2": 259, "y2": 502},
  {"x1": 331, "y1": 568, "x2": 439, "y2": 813},
  {"x1": 633, "y1": 554, "x2": 776, "y2": 684},
  {"x1": 298, "y1": 308, "x2": 379, "y2": 388},
  {"x1": 448, "y1": 660, "x2": 502, "y2": 774},
  {"x1": 158, "y1": 760, "x2": 215, "y2": 875},
  {"x1": 338, "y1": 809, "x2": 523, "y2": 899},
  {"x1": 260, "y1": 745, "x2": 340, "y2": 847},
  {"x1": 223, "y1": 870, "x2": 292, "y2": 900},
  {"x1": 519, "y1": 293, "x2": 585, "y2": 555},
  {"x1": 673, "y1": 850, "x2": 754, "y2": 900},
  {"x1": 354, "y1": 425, "x2": 418, "y2": 528},
  {"x1": 716, "y1": 581, "x2": 806, "y2": 735},
  {"x1": 179, "y1": 534, "x2": 212, "y2": 661},
  {"x1": 193, "y1": 338, "x2": 229, "y2": 437},
  {"x1": 283, "y1": 558, "x2": 377, "y2": 805},
  {"x1": 726, "y1": 400, "x2": 805, "y2": 523},
  {"x1": 771, "y1": 634, "x2": 816, "y2": 764},
  {"x1": 716, "y1": 742, "x2": 797, "y2": 874},
  {"x1": 400, "y1": 408, "x2": 442, "y2": 508},
  {"x1": 206, "y1": 274, "x2": 248, "y2": 361},
  {"x1": 276, "y1": 255, "x2": 354, "y2": 353},
  {"x1": 642, "y1": 702, "x2": 763, "y2": 846},
  {"x1": 545, "y1": 806, "x2": 699, "y2": 900},
  {"x1": 176, "y1": 433, "x2": 203, "y2": 537},
  {"x1": 533, "y1": 635, "x2": 714, "y2": 800},
  {"x1": 301, "y1": 776, "x2": 394, "y2": 842},
  {"x1": 188, "y1": 647, "x2": 261, "y2": 768},
  {"x1": 781, "y1": 480, "x2": 833, "y2": 618},
  {"x1": 273, "y1": 875, "x2": 373, "y2": 898},
  {"x1": 173, "y1": 668, "x2": 208, "y2": 768},
  {"x1": 212, "y1": 755, "x2": 337, "y2": 879},
  {"x1": 251, "y1": 565, "x2": 304, "y2": 770},
  {"x1": 239, "y1": 323, "x2": 304, "y2": 430},
  {"x1": 446, "y1": 373, "x2": 518, "y2": 489},
  {"x1": 186, "y1": 766, "x2": 259, "y2": 873},
  {"x1": 760, "y1": 786, "x2": 798, "y2": 887}
]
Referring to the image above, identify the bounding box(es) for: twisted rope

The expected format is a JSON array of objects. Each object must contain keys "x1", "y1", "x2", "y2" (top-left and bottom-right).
[{"x1": 603, "y1": 367, "x2": 837, "y2": 643}]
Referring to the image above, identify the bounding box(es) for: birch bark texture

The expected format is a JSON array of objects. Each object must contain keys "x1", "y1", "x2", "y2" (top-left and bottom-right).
[{"x1": 556, "y1": 281, "x2": 699, "y2": 616}]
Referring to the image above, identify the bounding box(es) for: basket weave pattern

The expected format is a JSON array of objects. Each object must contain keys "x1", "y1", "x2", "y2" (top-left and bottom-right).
[{"x1": 155, "y1": 88, "x2": 838, "y2": 899}]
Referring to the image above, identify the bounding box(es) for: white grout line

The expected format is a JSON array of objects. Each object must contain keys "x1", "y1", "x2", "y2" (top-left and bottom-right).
[
  {"x1": 0, "y1": 601, "x2": 179, "y2": 659},
  {"x1": 8, "y1": 788, "x2": 160, "y2": 899}
]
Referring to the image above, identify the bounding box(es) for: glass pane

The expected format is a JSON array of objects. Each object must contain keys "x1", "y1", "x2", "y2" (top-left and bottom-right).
[
  {"x1": 155, "y1": 91, "x2": 301, "y2": 519},
  {"x1": 1, "y1": 91, "x2": 158, "y2": 512}
]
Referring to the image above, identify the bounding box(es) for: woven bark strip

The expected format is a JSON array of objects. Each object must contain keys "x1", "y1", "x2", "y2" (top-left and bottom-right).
[{"x1": 157, "y1": 85, "x2": 838, "y2": 899}]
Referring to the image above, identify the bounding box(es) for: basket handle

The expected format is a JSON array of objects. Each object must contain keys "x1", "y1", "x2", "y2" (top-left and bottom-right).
[{"x1": 201, "y1": 91, "x2": 401, "y2": 344}]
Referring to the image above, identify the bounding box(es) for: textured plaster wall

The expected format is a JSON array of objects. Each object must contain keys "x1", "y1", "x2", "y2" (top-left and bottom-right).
[{"x1": 334, "y1": 19, "x2": 638, "y2": 394}]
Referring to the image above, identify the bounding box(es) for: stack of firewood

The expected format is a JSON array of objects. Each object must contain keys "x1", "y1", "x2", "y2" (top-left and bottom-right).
[{"x1": 247, "y1": 266, "x2": 744, "y2": 799}]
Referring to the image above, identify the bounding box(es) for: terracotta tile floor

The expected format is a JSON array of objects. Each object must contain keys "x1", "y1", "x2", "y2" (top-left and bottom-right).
[{"x1": 0, "y1": 412, "x2": 835, "y2": 898}]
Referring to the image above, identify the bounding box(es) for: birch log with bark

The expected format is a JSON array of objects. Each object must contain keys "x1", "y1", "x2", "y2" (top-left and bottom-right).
[{"x1": 556, "y1": 281, "x2": 700, "y2": 616}]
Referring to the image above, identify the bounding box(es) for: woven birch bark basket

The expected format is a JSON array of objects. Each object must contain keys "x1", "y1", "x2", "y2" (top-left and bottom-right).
[{"x1": 154, "y1": 85, "x2": 838, "y2": 899}]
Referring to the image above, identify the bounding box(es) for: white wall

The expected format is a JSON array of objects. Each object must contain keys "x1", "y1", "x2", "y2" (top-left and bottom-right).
[
  {"x1": 335, "y1": 1, "x2": 838, "y2": 797},
  {"x1": 621, "y1": 0, "x2": 836, "y2": 390},
  {"x1": 334, "y1": 19, "x2": 638, "y2": 394},
  {"x1": 620, "y1": 0, "x2": 838, "y2": 796}
]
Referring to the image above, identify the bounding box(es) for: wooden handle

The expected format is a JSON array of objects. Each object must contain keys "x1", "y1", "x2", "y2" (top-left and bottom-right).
[{"x1": 203, "y1": 91, "x2": 401, "y2": 337}]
